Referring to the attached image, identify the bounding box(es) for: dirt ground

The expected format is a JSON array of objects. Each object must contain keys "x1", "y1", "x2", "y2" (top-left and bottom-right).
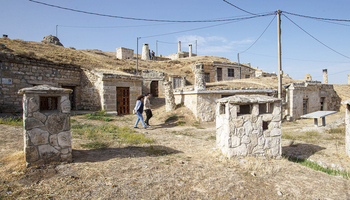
[{"x1": 1, "y1": 98, "x2": 350, "y2": 199}]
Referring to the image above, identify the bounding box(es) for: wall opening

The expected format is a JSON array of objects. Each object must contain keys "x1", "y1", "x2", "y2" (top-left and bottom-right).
[
  {"x1": 263, "y1": 121, "x2": 269, "y2": 130},
  {"x1": 116, "y1": 87, "x2": 130, "y2": 115},
  {"x1": 228, "y1": 68, "x2": 234, "y2": 77},
  {"x1": 320, "y1": 97, "x2": 325, "y2": 111},
  {"x1": 204, "y1": 73, "x2": 210, "y2": 82},
  {"x1": 40, "y1": 96, "x2": 58, "y2": 111},
  {"x1": 219, "y1": 104, "x2": 226, "y2": 115},
  {"x1": 150, "y1": 81, "x2": 159, "y2": 97},
  {"x1": 259, "y1": 103, "x2": 273, "y2": 114},
  {"x1": 303, "y1": 99, "x2": 308, "y2": 115},
  {"x1": 217, "y1": 68, "x2": 222, "y2": 81},
  {"x1": 238, "y1": 104, "x2": 251, "y2": 115}
]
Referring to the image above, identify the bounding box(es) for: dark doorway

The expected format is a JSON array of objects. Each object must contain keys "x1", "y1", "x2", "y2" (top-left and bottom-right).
[
  {"x1": 151, "y1": 81, "x2": 159, "y2": 97},
  {"x1": 62, "y1": 86, "x2": 75, "y2": 110},
  {"x1": 217, "y1": 68, "x2": 222, "y2": 81},
  {"x1": 117, "y1": 87, "x2": 130, "y2": 115},
  {"x1": 303, "y1": 99, "x2": 308, "y2": 115},
  {"x1": 320, "y1": 97, "x2": 325, "y2": 111}
]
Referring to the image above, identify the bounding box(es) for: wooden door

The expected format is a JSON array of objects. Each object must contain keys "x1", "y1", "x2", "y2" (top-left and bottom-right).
[
  {"x1": 217, "y1": 68, "x2": 222, "y2": 81},
  {"x1": 303, "y1": 99, "x2": 308, "y2": 115},
  {"x1": 151, "y1": 81, "x2": 159, "y2": 97},
  {"x1": 117, "y1": 87, "x2": 130, "y2": 115}
]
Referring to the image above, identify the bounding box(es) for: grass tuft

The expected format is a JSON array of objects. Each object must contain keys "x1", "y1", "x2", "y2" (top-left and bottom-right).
[
  {"x1": 164, "y1": 114, "x2": 178, "y2": 123},
  {"x1": 80, "y1": 141, "x2": 109, "y2": 149},
  {"x1": 85, "y1": 110, "x2": 113, "y2": 121},
  {"x1": 0, "y1": 117, "x2": 23, "y2": 126}
]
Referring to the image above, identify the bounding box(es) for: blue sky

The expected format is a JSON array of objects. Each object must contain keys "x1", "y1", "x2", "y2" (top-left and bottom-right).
[{"x1": 1, "y1": 0, "x2": 350, "y2": 84}]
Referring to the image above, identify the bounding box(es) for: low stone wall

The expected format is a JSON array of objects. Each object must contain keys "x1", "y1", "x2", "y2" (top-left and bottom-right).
[
  {"x1": 116, "y1": 47, "x2": 134, "y2": 59},
  {"x1": 19, "y1": 85, "x2": 73, "y2": 166}
]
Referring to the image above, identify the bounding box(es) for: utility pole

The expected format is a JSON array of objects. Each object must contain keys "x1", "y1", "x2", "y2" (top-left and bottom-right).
[
  {"x1": 277, "y1": 10, "x2": 282, "y2": 99},
  {"x1": 237, "y1": 53, "x2": 241, "y2": 79},
  {"x1": 277, "y1": 10, "x2": 283, "y2": 120},
  {"x1": 136, "y1": 37, "x2": 141, "y2": 75},
  {"x1": 156, "y1": 40, "x2": 158, "y2": 56},
  {"x1": 195, "y1": 40, "x2": 197, "y2": 55},
  {"x1": 56, "y1": 25, "x2": 58, "y2": 37}
]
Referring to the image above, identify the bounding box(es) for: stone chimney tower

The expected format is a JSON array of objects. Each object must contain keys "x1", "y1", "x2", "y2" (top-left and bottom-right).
[
  {"x1": 194, "y1": 63, "x2": 206, "y2": 91},
  {"x1": 142, "y1": 43, "x2": 150, "y2": 60},
  {"x1": 178, "y1": 41, "x2": 181, "y2": 53},
  {"x1": 323, "y1": 69, "x2": 328, "y2": 84},
  {"x1": 189, "y1": 44, "x2": 192, "y2": 57}
]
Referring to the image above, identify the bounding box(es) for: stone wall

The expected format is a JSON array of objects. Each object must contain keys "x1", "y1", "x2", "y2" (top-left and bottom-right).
[
  {"x1": 174, "y1": 89, "x2": 277, "y2": 122},
  {"x1": 19, "y1": 85, "x2": 72, "y2": 166},
  {"x1": 116, "y1": 47, "x2": 134, "y2": 59},
  {"x1": 342, "y1": 100, "x2": 350, "y2": 157},
  {"x1": 142, "y1": 44, "x2": 150, "y2": 60},
  {"x1": 216, "y1": 95, "x2": 282, "y2": 158},
  {"x1": 0, "y1": 52, "x2": 81, "y2": 113},
  {"x1": 80, "y1": 70, "x2": 102, "y2": 111}
]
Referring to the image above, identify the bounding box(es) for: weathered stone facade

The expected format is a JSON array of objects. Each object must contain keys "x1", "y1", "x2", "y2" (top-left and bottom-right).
[
  {"x1": 193, "y1": 64, "x2": 206, "y2": 91},
  {"x1": 19, "y1": 85, "x2": 73, "y2": 166},
  {"x1": 116, "y1": 47, "x2": 134, "y2": 59},
  {"x1": 0, "y1": 52, "x2": 143, "y2": 114},
  {"x1": 169, "y1": 76, "x2": 186, "y2": 89},
  {"x1": 164, "y1": 81, "x2": 176, "y2": 111},
  {"x1": 0, "y1": 52, "x2": 81, "y2": 112},
  {"x1": 142, "y1": 70, "x2": 165, "y2": 97},
  {"x1": 342, "y1": 99, "x2": 350, "y2": 157},
  {"x1": 174, "y1": 88, "x2": 277, "y2": 122},
  {"x1": 194, "y1": 61, "x2": 256, "y2": 83},
  {"x1": 285, "y1": 81, "x2": 340, "y2": 120},
  {"x1": 216, "y1": 95, "x2": 282, "y2": 158}
]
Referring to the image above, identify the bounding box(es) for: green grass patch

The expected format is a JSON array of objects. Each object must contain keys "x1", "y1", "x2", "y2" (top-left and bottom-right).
[
  {"x1": 71, "y1": 123, "x2": 154, "y2": 148},
  {"x1": 85, "y1": 110, "x2": 113, "y2": 121},
  {"x1": 176, "y1": 121, "x2": 186, "y2": 126},
  {"x1": 286, "y1": 156, "x2": 350, "y2": 179},
  {"x1": 328, "y1": 127, "x2": 345, "y2": 134},
  {"x1": 207, "y1": 136, "x2": 216, "y2": 140},
  {"x1": 192, "y1": 121, "x2": 205, "y2": 129},
  {"x1": 146, "y1": 145, "x2": 173, "y2": 156},
  {"x1": 165, "y1": 113, "x2": 178, "y2": 123},
  {"x1": 0, "y1": 117, "x2": 23, "y2": 126}
]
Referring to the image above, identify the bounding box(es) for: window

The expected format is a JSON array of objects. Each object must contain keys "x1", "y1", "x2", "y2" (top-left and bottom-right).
[
  {"x1": 40, "y1": 96, "x2": 58, "y2": 111},
  {"x1": 204, "y1": 73, "x2": 210, "y2": 82},
  {"x1": 228, "y1": 68, "x2": 235, "y2": 77},
  {"x1": 219, "y1": 104, "x2": 226, "y2": 115},
  {"x1": 245, "y1": 75, "x2": 250, "y2": 78},
  {"x1": 259, "y1": 103, "x2": 273, "y2": 114},
  {"x1": 238, "y1": 104, "x2": 251, "y2": 115}
]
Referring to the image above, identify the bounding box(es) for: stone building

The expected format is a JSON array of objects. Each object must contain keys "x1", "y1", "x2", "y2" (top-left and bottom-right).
[
  {"x1": 174, "y1": 65, "x2": 276, "y2": 122},
  {"x1": 284, "y1": 81, "x2": 341, "y2": 120},
  {"x1": 193, "y1": 62, "x2": 256, "y2": 83},
  {"x1": 216, "y1": 95, "x2": 282, "y2": 158},
  {"x1": 165, "y1": 41, "x2": 197, "y2": 60},
  {"x1": 342, "y1": 99, "x2": 350, "y2": 157},
  {"x1": 116, "y1": 47, "x2": 134, "y2": 59},
  {"x1": 141, "y1": 70, "x2": 186, "y2": 97},
  {"x1": 0, "y1": 52, "x2": 143, "y2": 115}
]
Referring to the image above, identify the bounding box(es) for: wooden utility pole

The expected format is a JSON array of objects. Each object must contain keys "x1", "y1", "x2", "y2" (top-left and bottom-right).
[
  {"x1": 277, "y1": 10, "x2": 282, "y2": 99},
  {"x1": 136, "y1": 37, "x2": 141, "y2": 75}
]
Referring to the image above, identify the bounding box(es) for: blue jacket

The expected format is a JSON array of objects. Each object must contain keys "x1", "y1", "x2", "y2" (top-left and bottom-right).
[{"x1": 134, "y1": 100, "x2": 144, "y2": 113}]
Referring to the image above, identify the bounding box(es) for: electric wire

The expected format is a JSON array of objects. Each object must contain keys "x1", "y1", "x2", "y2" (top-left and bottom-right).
[
  {"x1": 29, "y1": 0, "x2": 274, "y2": 23},
  {"x1": 282, "y1": 13, "x2": 350, "y2": 60},
  {"x1": 240, "y1": 14, "x2": 276, "y2": 54},
  {"x1": 57, "y1": 23, "x2": 180, "y2": 29},
  {"x1": 282, "y1": 10, "x2": 350, "y2": 22},
  {"x1": 223, "y1": 0, "x2": 258, "y2": 16}
]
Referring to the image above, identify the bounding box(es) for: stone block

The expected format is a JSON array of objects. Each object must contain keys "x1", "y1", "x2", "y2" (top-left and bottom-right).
[
  {"x1": 60, "y1": 99, "x2": 71, "y2": 113},
  {"x1": 262, "y1": 114, "x2": 273, "y2": 122},
  {"x1": 236, "y1": 127, "x2": 245, "y2": 137},
  {"x1": 270, "y1": 128, "x2": 281, "y2": 136},
  {"x1": 58, "y1": 131, "x2": 71, "y2": 148},
  {"x1": 231, "y1": 135, "x2": 241, "y2": 147},
  {"x1": 258, "y1": 136, "x2": 265, "y2": 146},
  {"x1": 27, "y1": 97, "x2": 39, "y2": 113},
  {"x1": 25, "y1": 117, "x2": 45, "y2": 130},
  {"x1": 28, "y1": 128, "x2": 49, "y2": 145},
  {"x1": 231, "y1": 144, "x2": 247, "y2": 156},
  {"x1": 61, "y1": 154, "x2": 73, "y2": 162},
  {"x1": 46, "y1": 113, "x2": 67, "y2": 135},
  {"x1": 38, "y1": 144, "x2": 60, "y2": 159},
  {"x1": 264, "y1": 137, "x2": 279, "y2": 149},
  {"x1": 25, "y1": 146, "x2": 39, "y2": 162},
  {"x1": 33, "y1": 111, "x2": 47, "y2": 123},
  {"x1": 243, "y1": 121, "x2": 253, "y2": 135},
  {"x1": 233, "y1": 118, "x2": 244, "y2": 127},
  {"x1": 241, "y1": 135, "x2": 251, "y2": 144},
  {"x1": 49, "y1": 134, "x2": 58, "y2": 146}
]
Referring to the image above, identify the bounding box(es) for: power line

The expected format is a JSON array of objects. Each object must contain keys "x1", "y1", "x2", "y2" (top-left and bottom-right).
[
  {"x1": 282, "y1": 10, "x2": 350, "y2": 22},
  {"x1": 240, "y1": 14, "x2": 277, "y2": 54},
  {"x1": 57, "y1": 23, "x2": 180, "y2": 29},
  {"x1": 29, "y1": 0, "x2": 273, "y2": 23},
  {"x1": 223, "y1": 0, "x2": 258, "y2": 16},
  {"x1": 283, "y1": 13, "x2": 350, "y2": 60}
]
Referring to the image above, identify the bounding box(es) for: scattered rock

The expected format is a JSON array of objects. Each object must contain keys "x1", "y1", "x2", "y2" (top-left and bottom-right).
[
  {"x1": 316, "y1": 161, "x2": 328, "y2": 169},
  {"x1": 277, "y1": 191, "x2": 283, "y2": 196},
  {"x1": 41, "y1": 35, "x2": 63, "y2": 46}
]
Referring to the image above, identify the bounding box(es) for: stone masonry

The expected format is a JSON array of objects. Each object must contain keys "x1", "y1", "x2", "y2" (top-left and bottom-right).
[
  {"x1": 193, "y1": 63, "x2": 206, "y2": 91},
  {"x1": 116, "y1": 47, "x2": 134, "y2": 59},
  {"x1": 164, "y1": 81, "x2": 176, "y2": 111},
  {"x1": 216, "y1": 95, "x2": 282, "y2": 158},
  {"x1": 18, "y1": 85, "x2": 73, "y2": 167},
  {"x1": 342, "y1": 99, "x2": 350, "y2": 157},
  {"x1": 142, "y1": 43, "x2": 150, "y2": 60}
]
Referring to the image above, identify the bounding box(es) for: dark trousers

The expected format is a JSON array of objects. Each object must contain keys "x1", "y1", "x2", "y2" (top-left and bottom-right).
[{"x1": 144, "y1": 109, "x2": 153, "y2": 125}]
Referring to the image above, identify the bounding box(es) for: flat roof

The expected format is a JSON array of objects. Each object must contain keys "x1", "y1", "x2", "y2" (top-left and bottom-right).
[{"x1": 301, "y1": 111, "x2": 337, "y2": 119}]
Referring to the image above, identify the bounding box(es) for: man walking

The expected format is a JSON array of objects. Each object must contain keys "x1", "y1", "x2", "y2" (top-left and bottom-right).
[{"x1": 144, "y1": 93, "x2": 153, "y2": 127}]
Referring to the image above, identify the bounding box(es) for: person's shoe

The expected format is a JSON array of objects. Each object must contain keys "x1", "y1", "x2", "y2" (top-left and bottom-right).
[
  {"x1": 147, "y1": 125, "x2": 151, "y2": 127},
  {"x1": 134, "y1": 127, "x2": 138, "y2": 129}
]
